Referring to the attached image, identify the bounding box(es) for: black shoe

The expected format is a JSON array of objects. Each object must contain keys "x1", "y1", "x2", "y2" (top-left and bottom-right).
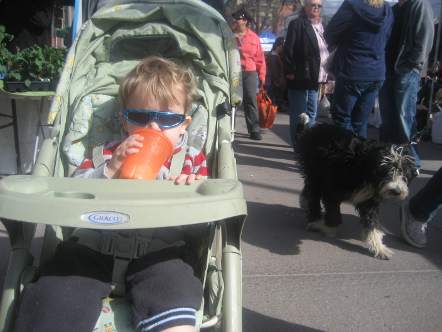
[{"x1": 250, "y1": 131, "x2": 262, "y2": 140}]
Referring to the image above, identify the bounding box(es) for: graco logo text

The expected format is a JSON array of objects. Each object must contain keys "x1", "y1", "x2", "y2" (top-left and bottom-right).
[{"x1": 82, "y1": 212, "x2": 129, "y2": 225}]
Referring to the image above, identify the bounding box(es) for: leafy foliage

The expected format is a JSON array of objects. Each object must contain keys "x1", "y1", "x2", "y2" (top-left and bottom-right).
[
  {"x1": 0, "y1": 25, "x2": 66, "y2": 86},
  {"x1": 7, "y1": 46, "x2": 66, "y2": 83},
  {"x1": 0, "y1": 25, "x2": 13, "y2": 75}
]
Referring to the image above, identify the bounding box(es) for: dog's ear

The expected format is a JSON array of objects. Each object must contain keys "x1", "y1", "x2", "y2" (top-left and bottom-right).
[{"x1": 396, "y1": 144, "x2": 418, "y2": 181}]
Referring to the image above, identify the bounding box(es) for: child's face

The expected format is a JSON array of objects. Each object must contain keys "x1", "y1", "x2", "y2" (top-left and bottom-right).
[{"x1": 122, "y1": 86, "x2": 190, "y2": 147}]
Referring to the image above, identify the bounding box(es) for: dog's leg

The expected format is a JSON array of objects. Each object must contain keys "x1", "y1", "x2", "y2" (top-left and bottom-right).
[
  {"x1": 323, "y1": 197, "x2": 342, "y2": 227},
  {"x1": 306, "y1": 220, "x2": 337, "y2": 237},
  {"x1": 357, "y1": 200, "x2": 393, "y2": 260},
  {"x1": 308, "y1": 196, "x2": 341, "y2": 237},
  {"x1": 301, "y1": 178, "x2": 322, "y2": 223},
  {"x1": 303, "y1": 180, "x2": 337, "y2": 236}
]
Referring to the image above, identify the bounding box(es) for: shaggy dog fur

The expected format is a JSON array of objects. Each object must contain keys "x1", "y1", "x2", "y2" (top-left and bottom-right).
[{"x1": 296, "y1": 121, "x2": 417, "y2": 259}]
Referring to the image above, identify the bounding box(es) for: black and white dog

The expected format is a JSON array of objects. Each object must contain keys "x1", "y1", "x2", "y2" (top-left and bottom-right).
[{"x1": 296, "y1": 119, "x2": 417, "y2": 259}]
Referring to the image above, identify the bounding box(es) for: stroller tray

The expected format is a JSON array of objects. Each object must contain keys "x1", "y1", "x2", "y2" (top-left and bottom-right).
[{"x1": 0, "y1": 175, "x2": 246, "y2": 228}]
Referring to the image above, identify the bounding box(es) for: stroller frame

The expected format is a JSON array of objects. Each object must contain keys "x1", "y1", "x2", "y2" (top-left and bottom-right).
[{"x1": 0, "y1": 0, "x2": 246, "y2": 331}]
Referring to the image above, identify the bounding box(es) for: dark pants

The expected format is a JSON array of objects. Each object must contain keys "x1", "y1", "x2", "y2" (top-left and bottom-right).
[
  {"x1": 379, "y1": 70, "x2": 421, "y2": 168},
  {"x1": 268, "y1": 84, "x2": 286, "y2": 112},
  {"x1": 242, "y1": 71, "x2": 260, "y2": 134},
  {"x1": 14, "y1": 242, "x2": 203, "y2": 332},
  {"x1": 410, "y1": 167, "x2": 442, "y2": 222},
  {"x1": 332, "y1": 79, "x2": 384, "y2": 138}
]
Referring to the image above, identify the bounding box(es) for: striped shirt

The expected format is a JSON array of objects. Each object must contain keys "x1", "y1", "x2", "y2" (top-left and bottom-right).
[{"x1": 75, "y1": 140, "x2": 209, "y2": 179}]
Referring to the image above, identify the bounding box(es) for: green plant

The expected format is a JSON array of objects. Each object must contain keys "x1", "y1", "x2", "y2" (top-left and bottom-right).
[
  {"x1": 0, "y1": 25, "x2": 13, "y2": 76},
  {"x1": 43, "y1": 46, "x2": 66, "y2": 80},
  {"x1": 7, "y1": 45, "x2": 66, "y2": 85},
  {"x1": 0, "y1": 25, "x2": 67, "y2": 89}
]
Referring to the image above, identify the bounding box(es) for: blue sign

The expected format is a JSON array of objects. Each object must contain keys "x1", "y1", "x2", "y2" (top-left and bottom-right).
[{"x1": 259, "y1": 30, "x2": 276, "y2": 53}]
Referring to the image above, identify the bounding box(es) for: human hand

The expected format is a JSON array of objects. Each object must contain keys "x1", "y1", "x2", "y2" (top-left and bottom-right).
[
  {"x1": 106, "y1": 134, "x2": 144, "y2": 178},
  {"x1": 170, "y1": 173, "x2": 204, "y2": 185}
]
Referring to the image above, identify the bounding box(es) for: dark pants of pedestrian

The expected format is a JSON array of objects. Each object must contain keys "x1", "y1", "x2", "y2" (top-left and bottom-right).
[
  {"x1": 378, "y1": 71, "x2": 421, "y2": 168},
  {"x1": 410, "y1": 167, "x2": 442, "y2": 223},
  {"x1": 242, "y1": 71, "x2": 260, "y2": 135},
  {"x1": 268, "y1": 84, "x2": 286, "y2": 112},
  {"x1": 14, "y1": 241, "x2": 203, "y2": 332},
  {"x1": 331, "y1": 78, "x2": 384, "y2": 138}
]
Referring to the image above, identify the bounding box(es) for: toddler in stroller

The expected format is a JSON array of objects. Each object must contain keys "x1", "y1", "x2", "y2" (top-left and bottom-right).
[
  {"x1": 0, "y1": 1, "x2": 246, "y2": 331},
  {"x1": 14, "y1": 56, "x2": 206, "y2": 332}
]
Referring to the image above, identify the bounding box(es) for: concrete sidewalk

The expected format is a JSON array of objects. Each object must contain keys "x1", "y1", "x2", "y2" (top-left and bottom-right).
[
  {"x1": 235, "y1": 111, "x2": 442, "y2": 332},
  {"x1": 0, "y1": 110, "x2": 441, "y2": 332}
]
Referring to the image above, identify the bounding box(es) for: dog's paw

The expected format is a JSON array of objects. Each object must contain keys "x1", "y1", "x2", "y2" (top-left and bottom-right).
[
  {"x1": 372, "y1": 246, "x2": 394, "y2": 260},
  {"x1": 306, "y1": 224, "x2": 315, "y2": 232},
  {"x1": 306, "y1": 221, "x2": 321, "y2": 232},
  {"x1": 306, "y1": 221, "x2": 337, "y2": 237},
  {"x1": 364, "y1": 228, "x2": 393, "y2": 260}
]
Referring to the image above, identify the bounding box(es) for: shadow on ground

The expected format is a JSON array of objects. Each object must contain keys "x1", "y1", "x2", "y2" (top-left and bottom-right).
[
  {"x1": 242, "y1": 202, "x2": 383, "y2": 258},
  {"x1": 242, "y1": 200, "x2": 442, "y2": 267},
  {"x1": 0, "y1": 226, "x2": 44, "y2": 293},
  {"x1": 233, "y1": 139, "x2": 297, "y2": 173},
  {"x1": 418, "y1": 139, "x2": 442, "y2": 162},
  {"x1": 243, "y1": 307, "x2": 324, "y2": 332}
]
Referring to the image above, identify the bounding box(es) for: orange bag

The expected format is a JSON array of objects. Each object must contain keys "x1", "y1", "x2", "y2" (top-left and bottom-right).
[{"x1": 257, "y1": 89, "x2": 278, "y2": 129}]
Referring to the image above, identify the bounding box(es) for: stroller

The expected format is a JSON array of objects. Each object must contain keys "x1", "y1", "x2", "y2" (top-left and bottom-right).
[{"x1": 0, "y1": 0, "x2": 246, "y2": 331}]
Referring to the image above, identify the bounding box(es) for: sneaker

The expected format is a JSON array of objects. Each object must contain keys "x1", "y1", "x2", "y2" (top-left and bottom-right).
[
  {"x1": 298, "y1": 113, "x2": 309, "y2": 126},
  {"x1": 400, "y1": 202, "x2": 428, "y2": 248},
  {"x1": 250, "y1": 131, "x2": 262, "y2": 140}
]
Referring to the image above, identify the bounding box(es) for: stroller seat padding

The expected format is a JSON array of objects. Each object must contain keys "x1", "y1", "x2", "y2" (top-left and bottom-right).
[
  {"x1": 62, "y1": 94, "x2": 209, "y2": 174},
  {"x1": 63, "y1": 94, "x2": 121, "y2": 167}
]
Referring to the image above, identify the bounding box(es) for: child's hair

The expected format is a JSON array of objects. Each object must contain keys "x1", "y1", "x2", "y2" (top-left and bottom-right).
[
  {"x1": 119, "y1": 56, "x2": 196, "y2": 113},
  {"x1": 271, "y1": 37, "x2": 284, "y2": 51}
]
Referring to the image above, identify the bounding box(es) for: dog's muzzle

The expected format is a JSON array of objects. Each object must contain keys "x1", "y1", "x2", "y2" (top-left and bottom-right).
[{"x1": 379, "y1": 176, "x2": 409, "y2": 200}]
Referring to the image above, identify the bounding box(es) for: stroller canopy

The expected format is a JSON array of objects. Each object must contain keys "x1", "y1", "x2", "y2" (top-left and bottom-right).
[{"x1": 50, "y1": 0, "x2": 242, "y2": 175}]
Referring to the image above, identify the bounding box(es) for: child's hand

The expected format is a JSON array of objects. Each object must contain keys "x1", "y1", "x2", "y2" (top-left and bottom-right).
[
  {"x1": 167, "y1": 146, "x2": 208, "y2": 185},
  {"x1": 170, "y1": 173, "x2": 203, "y2": 185},
  {"x1": 106, "y1": 134, "x2": 144, "y2": 178}
]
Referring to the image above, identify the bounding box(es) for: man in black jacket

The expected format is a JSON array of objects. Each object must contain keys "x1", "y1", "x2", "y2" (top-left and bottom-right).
[{"x1": 379, "y1": 0, "x2": 434, "y2": 171}]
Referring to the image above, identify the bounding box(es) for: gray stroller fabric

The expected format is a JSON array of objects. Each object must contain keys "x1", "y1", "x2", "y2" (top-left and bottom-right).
[{"x1": 48, "y1": 0, "x2": 242, "y2": 177}]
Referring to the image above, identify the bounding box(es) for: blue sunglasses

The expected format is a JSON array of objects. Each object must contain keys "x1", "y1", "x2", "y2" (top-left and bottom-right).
[{"x1": 123, "y1": 109, "x2": 186, "y2": 129}]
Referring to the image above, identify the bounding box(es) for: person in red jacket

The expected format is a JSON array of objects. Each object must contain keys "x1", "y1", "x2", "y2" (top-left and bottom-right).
[{"x1": 231, "y1": 7, "x2": 267, "y2": 140}]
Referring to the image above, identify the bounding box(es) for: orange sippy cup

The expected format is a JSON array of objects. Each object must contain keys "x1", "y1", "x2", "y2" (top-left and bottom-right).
[{"x1": 119, "y1": 128, "x2": 174, "y2": 180}]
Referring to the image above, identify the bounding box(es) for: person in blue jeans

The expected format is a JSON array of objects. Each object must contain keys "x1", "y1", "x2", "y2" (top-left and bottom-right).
[
  {"x1": 379, "y1": 0, "x2": 434, "y2": 169},
  {"x1": 283, "y1": 0, "x2": 329, "y2": 148},
  {"x1": 401, "y1": 167, "x2": 442, "y2": 248},
  {"x1": 324, "y1": 0, "x2": 393, "y2": 138}
]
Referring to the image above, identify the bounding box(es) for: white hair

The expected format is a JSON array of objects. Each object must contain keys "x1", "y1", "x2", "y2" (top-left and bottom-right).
[
  {"x1": 366, "y1": 0, "x2": 384, "y2": 8},
  {"x1": 303, "y1": 0, "x2": 321, "y2": 8}
]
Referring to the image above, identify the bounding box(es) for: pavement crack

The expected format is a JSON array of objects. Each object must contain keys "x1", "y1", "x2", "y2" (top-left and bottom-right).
[{"x1": 244, "y1": 269, "x2": 442, "y2": 278}]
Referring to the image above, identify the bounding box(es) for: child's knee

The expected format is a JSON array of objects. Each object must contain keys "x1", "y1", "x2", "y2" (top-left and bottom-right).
[{"x1": 128, "y1": 258, "x2": 203, "y2": 331}]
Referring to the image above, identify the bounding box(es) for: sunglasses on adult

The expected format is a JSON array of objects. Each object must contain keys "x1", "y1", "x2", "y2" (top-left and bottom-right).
[
  {"x1": 233, "y1": 15, "x2": 246, "y2": 21},
  {"x1": 123, "y1": 109, "x2": 186, "y2": 129}
]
